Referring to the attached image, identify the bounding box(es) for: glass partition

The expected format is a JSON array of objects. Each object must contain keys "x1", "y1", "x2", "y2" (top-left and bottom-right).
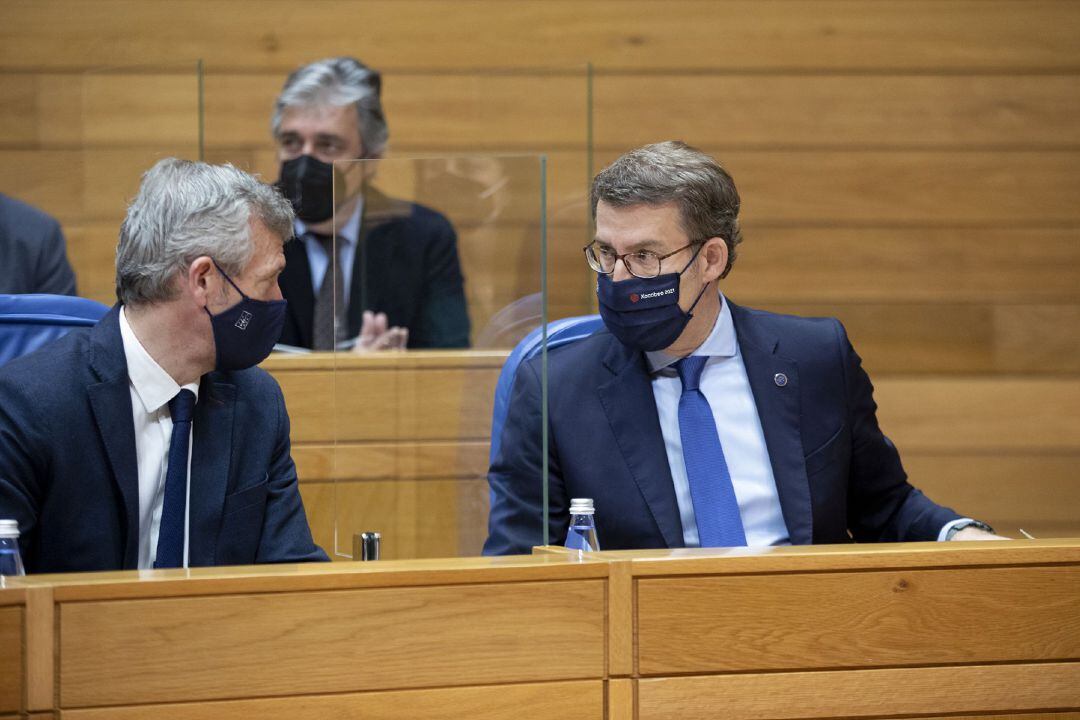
[
  {"x1": 0, "y1": 62, "x2": 203, "y2": 304},
  {"x1": 327, "y1": 154, "x2": 548, "y2": 559}
]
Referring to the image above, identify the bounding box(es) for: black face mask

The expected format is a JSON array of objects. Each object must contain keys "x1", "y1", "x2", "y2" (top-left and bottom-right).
[{"x1": 276, "y1": 155, "x2": 334, "y2": 224}]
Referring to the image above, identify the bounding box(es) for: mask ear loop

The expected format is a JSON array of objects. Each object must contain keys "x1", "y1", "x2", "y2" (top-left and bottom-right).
[
  {"x1": 210, "y1": 259, "x2": 250, "y2": 301},
  {"x1": 678, "y1": 242, "x2": 713, "y2": 316}
]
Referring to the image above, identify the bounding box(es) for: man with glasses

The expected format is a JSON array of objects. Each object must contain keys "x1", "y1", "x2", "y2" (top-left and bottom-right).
[
  {"x1": 484, "y1": 141, "x2": 998, "y2": 554},
  {"x1": 272, "y1": 57, "x2": 470, "y2": 351}
]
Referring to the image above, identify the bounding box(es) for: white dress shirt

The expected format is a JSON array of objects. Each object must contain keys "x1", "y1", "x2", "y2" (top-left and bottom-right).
[
  {"x1": 119, "y1": 308, "x2": 199, "y2": 569},
  {"x1": 646, "y1": 293, "x2": 968, "y2": 545},
  {"x1": 646, "y1": 294, "x2": 790, "y2": 547},
  {"x1": 295, "y1": 199, "x2": 363, "y2": 298}
]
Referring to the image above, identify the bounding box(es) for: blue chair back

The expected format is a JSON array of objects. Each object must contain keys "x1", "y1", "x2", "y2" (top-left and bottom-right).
[
  {"x1": 489, "y1": 314, "x2": 604, "y2": 463},
  {"x1": 0, "y1": 294, "x2": 110, "y2": 367}
]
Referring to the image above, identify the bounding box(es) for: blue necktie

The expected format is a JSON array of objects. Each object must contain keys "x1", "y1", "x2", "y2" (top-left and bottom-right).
[
  {"x1": 155, "y1": 388, "x2": 196, "y2": 569},
  {"x1": 676, "y1": 356, "x2": 747, "y2": 547}
]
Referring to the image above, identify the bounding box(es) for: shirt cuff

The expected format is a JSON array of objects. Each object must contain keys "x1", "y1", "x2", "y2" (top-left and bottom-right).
[{"x1": 938, "y1": 518, "x2": 976, "y2": 542}]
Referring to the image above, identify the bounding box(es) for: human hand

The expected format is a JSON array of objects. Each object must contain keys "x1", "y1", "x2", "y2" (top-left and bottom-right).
[
  {"x1": 950, "y1": 526, "x2": 1009, "y2": 541},
  {"x1": 352, "y1": 310, "x2": 408, "y2": 353}
]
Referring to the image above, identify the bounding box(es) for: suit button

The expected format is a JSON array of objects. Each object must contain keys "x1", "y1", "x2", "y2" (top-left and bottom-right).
[{"x1": 774, "y1": 373, "x2": 788, "y2": 387}]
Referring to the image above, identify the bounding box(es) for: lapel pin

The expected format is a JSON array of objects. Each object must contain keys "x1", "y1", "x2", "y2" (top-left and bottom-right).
[{"x1": 774, "y1": 373, "x2": 788, "y2": 387}]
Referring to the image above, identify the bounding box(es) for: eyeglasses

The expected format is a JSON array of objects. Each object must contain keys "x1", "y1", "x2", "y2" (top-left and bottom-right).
[{"x1": 584, "y1": 240, "x2": 702, "y2": 279}]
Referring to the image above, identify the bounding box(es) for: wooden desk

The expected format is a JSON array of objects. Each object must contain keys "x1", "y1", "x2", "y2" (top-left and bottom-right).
[
  {"x1": 1, "y1": 540, "x2": 1078, "y2": 719},
  {"x1": 264, "y1": 351, "x2": 1080, "y2": 560}
]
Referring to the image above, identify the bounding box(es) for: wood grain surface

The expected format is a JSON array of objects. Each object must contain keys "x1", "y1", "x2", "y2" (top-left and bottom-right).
[
  {"x1": 636, "y1": 566, "x2": 1080, "y2": 675},
  {"x1": 0, "y1": 606, "x2": 23, "y2": 714},
  {"x1": 59, "y1": 579, "x2": 605, "y2": 707},
  {"x1": 637, "y1": 662, "x2": 1080, "y2": 720}
]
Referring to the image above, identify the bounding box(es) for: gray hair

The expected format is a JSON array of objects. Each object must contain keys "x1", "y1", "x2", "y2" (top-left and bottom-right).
[
  {"x1": 591, "y1": 141, "x2": 743, "y2": 278},
  {"x1": 271, "y1": 56, "x2": 388, "y2": 158},
  {"x1": 116, "y1": 157, "x2": 294, "y2": 306}
]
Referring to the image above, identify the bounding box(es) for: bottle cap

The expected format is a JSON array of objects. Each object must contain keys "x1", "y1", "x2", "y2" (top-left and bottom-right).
[
  {"x1": 0, "y1": 519, "x2": 18, "y2": 537},
  {"x1": 569, "y1": 498, "x2": 595, "y2": 515}
]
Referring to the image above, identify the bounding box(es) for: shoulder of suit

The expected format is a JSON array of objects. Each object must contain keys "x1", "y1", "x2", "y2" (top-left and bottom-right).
[{"x1": 0, "y1": 193, "x2": 62, "y2": 239}]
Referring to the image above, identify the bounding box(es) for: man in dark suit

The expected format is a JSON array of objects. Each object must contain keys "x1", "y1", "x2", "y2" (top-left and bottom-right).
[
  {"x1": 485, "y1": 141, "x2": 1000, "y2": 554},
  {"x1": 271, "y1": 57, "x2": 470, "y2": 351},
  {"x1": 0, "y1": 158, "x2": 327, "y2": 573},
  {"x1": 0, "y1": 192, "x2": 78, "y2": 295}
]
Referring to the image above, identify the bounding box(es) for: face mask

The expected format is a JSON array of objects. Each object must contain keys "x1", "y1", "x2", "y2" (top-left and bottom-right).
[
  {"x1": 204, "y1": 260, "x2": 287, "y2": 371},
  {"x1": 276, "y1": 155, "x2": 334, "y2": 224},
  {"x1": 596, "y1": 245, "x2": 709, "y2": 352}
]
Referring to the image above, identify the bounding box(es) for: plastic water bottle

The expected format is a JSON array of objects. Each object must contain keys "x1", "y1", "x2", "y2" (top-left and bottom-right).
[
  {"x1": 0, "y1": 520, "x2": 25, "y2": 576},
  {"x1": 565, "y1": 498, "x2": 600, "y2": 552}
]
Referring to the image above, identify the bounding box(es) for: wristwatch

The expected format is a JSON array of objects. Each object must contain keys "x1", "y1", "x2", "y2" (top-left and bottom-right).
[{"x1": 945, "y1": 519, "x2": 995, "y2": 540}]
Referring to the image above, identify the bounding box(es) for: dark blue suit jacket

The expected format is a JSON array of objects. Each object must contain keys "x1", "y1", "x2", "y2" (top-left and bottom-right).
[
  {"x1": 0, "y1": 193, "x2": 77, "y2": 296},
  {"x1": 0, "y1": 306, "x2": 328, "y2": 573},
  {"x1": 484, "y1": 301, "x2": 961, "y2": 554},
  {"x1": 278, "y1": 189, "x2": 470, "y2": 350}
]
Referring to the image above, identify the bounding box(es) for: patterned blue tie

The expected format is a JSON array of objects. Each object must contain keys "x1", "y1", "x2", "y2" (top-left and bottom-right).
[
  {"x1": 676, "y1": 356, "x2": 747, "y2": 547},
  {"x1": 155, "y1": 388, "x2": 196, "y2": 569}
]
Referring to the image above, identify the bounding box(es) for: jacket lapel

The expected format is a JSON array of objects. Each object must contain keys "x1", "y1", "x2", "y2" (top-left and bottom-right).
[
  {"x1": 596, "y1": 337, "x2": 685, "y2": 548},
  {"x1": 86, "y1": 306, "x2": 141, "y2": 568},
  {"x1": 188, "y1": 376, "x2": 236, "y2": 566},
  {"x1": 729, "y1": 302, "x2": 813, "y2": 545}
]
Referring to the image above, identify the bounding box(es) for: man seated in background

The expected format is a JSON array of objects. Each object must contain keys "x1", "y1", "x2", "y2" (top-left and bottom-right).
[
  {"x1": 0, "y1": 192, "x2": 78, "y2": 295},
  {"x1": 485, "y1": 141, "x2": 1001, "y2": 555},
  {"x1": 272, "y1": 56, "x2": 470, "y2": 351},
  {"x1": 0, "y1": 158, "x2": 327, "y2": 573}
]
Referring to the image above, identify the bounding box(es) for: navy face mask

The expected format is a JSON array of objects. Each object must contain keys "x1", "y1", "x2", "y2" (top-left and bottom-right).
[
  {"x1": 276, "y1": 155, "x2": 334, "y2": 224},
  {"x1": 596, "y1": 245, "x2": 710, "y2": 352},
  {"x1": 204, "y1": 260, "x2": 287, "y2": 371}
]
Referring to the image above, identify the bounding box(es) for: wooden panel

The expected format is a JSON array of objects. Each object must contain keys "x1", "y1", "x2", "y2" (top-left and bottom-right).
[
  {"x1": 761, "y1": 303, "x2": 1080, "y2": 375},
  {"x1": 59, "y1": 579, "x2": 605, "y2": 707},
  {"x1": 730, "y1": 227, "x2": 1080, "y2": 304},
  {"x1": 874, "y1": 378, "x2": 1080, "y2": 452},
  {"x1": 278, "y1": 366, "x2": 499, "y2": 443},
  {"x1": 636, "y1": 566, "x2": 1080, "y2": 675},
  {"x1": 298, "y1": 477, "x2": 489, "y2": 560},
  {"x1": 621, "y1": 150, "x2": 1080, "y2": 225},
  {"x1": 25, "y1": 587, "x2": 54, "y2": 712},
  {"x1": 293, "y1": 441, "x2": 489, "y2": 482},
  {"x1": 596, "y1": 75, "x2": 1080, "y2": 149},
  {"x1": 608, "y1": 679, "x2": 635, "y2": 720},
  {"x1": 62, "y1": 680, "x2": 604, "y2": 720},
  {"x1": 0, "y1": 606, "x2": 23, "y2": 714},
  {"x1": 905, "y1": 453, "x2": 1080, "y2": 538},
  {"x1": 2, "y1": 2, "x2": 1078, "y2": 72},
  {"x1": 637, "y1": 663, "x2": 1080, "y2": 720}
]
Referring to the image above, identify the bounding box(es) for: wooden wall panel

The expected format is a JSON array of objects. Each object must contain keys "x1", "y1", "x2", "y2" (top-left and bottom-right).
[
  {"x1": 596, "y1": 75, "x2": 1080, "y2": 149},
  {"x1": 59, "y1": 579, "x2": 606, "y2": 707},
  {"x1": 0, "y1": 606, "x2": 23, "y2": 714},
  {"x1": 299, "y1": 477, "x2": 489, "y2": 560},
  {"x1": 637, "y1": 663, "x2": 1080, "y2": 720},
  {"x1": 62, "y1": 680, "x2": 604, "y2": 720},
  {"x1": 3, "y1": 2, "x2": 1078, "y2": 72},
  {"x1": 636, "y1": 566, "x2": 1080, "y2": 675}
]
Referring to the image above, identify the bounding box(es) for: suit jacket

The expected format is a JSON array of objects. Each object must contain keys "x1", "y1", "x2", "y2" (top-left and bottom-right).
[
  {"x1": 484, "y1": 300, "x2": 961, "y2": 555},
  {"x1": 278, "y1": 189, "x2": 470, "y2": 349},
  {"x1": 0, "y1": 193, "x2": 77, "y2": 295},
  {"x1": 0, "y1": 306, "x2": 328, "y2": 573}
]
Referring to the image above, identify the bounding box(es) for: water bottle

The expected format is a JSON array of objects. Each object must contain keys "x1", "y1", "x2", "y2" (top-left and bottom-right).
[
  {"x1": 565, "y1": 498, "x2": 600, "y2": 552},
  {"x1": 0, "y1": 519, "x2": 25, "y2": 576}
]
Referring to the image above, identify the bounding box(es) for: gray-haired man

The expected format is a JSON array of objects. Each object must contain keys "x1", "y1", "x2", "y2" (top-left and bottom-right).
[
  {"x1": 0, "y1": 158, "x2": 327, "y2": 573},
  {"x1": 272, "y1": 56, "x2": 470, "y2": 351}
]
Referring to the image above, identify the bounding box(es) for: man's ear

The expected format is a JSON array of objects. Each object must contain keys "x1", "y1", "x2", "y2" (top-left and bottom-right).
[
  {"x1": 188, "y1": 256, "x2": 216, "y2": 309},
  {"x1": 699, "y1": 237, "x2": 729, "y2": 283}
]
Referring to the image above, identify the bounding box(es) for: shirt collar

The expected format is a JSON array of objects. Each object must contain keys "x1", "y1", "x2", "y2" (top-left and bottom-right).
[
  {"x1": 645, "y1": 291, "x2": 737, "y2": 374},
  {"x1": 119, "y1": 307, "x2": 200, "y2": 415},
  {"x1": 294, "y1": 197, "x2": 364, "y2": 246}
]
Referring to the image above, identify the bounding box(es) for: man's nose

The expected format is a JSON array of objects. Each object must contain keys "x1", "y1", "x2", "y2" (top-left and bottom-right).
[{"x1": 612, "y1": 260, "x2": 633, "y2": 282}]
